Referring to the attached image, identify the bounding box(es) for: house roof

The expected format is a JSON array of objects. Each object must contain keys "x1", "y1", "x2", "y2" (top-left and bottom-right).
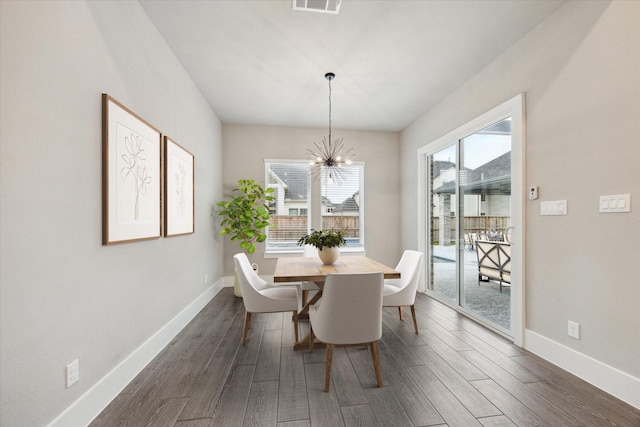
[
  {"x1": 431, "y1": 161, "x2": 457, "y2": 179},
  {"x1": 333, "y1": 196, "x2": 359, "y2": 213},
  {"x1": 267, "y1": 163, "x2": 309, "y2": 201},
  {"x1": 435, "y1": 152, "x2": 511, "y2": 195}
]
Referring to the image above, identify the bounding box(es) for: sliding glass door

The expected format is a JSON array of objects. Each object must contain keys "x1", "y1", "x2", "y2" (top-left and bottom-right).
[
  {"x1": 420, "y1": 95, "x2": 523, "y2": 340},
  {"x1": 459, "y1": 119, "x2": 512, "y2": 330},
  {"x1": 427, "y1": 144, "x2": 458, "y2": 303}
]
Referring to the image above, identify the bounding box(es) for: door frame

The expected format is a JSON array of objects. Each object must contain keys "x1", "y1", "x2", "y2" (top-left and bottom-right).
[{"x1": 417, "y1": 94, "x2": 525, "y2": 346}]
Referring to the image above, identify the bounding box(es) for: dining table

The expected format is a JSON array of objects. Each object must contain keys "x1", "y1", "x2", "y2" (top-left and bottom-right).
[{"x1": 273, "y1": 255, "x2": 400, "y2": 350}]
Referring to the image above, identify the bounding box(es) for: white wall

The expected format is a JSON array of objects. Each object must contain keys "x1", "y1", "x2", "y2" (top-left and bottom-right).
[
  {"x1": 401, "y1": 0, "x2": 639, "y2": 400},
  {"x1": 221, "y1": 124, "x2": 401, "y2": 276},
  {"x1": 0, "y1": 2, "x2": 223, "y2": 426}
]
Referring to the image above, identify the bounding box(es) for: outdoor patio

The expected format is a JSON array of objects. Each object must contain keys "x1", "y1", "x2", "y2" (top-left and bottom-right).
[{"x1": 431, "y1": 244, "x2": 511, "y2": 330}]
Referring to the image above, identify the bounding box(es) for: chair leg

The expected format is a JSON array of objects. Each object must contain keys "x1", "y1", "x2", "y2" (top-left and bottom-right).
[
  {"x1": 398, "y1": 306, "x2": 404, "y2": 321},
  {"x1": 325, "y1": 344, "x2": 333, "y2": 392},
  {"x1": 293, "y1": 310, "x2": 299, "y2": 342},
  {"x1": 371, "y1": 341, "x2": 383, "y2": 387},
  {"x1": 309, "y1": 327, "x2": 314, "y2": 353},
  {"x1": 410, "y1": 305, "x2": 419, "y2": 334},
  {"x1": 242, "y1": 311, "x2": 252, "y2": 345}
]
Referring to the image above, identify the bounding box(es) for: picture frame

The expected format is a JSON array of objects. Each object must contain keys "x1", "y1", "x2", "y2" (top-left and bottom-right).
[
  {"x1": 164, "y1": 136, "x2": 195, "y2": 237},
  {"x1": 102, "y1": 94, "x2": 162, "y2": 245}
]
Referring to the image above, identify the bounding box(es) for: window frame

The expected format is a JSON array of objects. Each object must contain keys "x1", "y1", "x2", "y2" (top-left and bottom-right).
[{"x1": 264, "y1": 159, "x2": 365, "y2": 256}]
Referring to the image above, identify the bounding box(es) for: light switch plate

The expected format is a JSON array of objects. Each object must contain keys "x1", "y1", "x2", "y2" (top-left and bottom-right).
[
  {"x1": 540, "y1": 200, "x2": 567, "y2": 216},
  {"x1": 599, "y1": 194, "x2": 631, "y2": 213}
]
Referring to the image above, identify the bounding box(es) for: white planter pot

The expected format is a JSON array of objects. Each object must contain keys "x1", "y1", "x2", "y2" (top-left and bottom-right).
[{"x1": 318, "y1": 247, "x2": 339, "y2": 265}]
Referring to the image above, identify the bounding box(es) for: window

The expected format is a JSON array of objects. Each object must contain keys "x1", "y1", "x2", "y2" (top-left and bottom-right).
[
  {"x1": 321, "y1": 164, "x2": 364, "y2": 250},
  {"x1": 265, "y1": 161, "x2": 311, "y2": 251},
  {"x1": 265, "y1": 160, "x2": 364, "y2": 252}
]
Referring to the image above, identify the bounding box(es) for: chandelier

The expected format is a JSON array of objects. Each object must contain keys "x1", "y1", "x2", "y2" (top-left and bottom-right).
[{"x1": 307, "y1": 72, "x2": 354, "y2": 184}]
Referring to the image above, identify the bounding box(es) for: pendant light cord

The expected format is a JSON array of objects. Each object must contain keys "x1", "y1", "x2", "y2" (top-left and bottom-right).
[{"x1": 328, "y1": 77, "x2": 332, "y2": 146}]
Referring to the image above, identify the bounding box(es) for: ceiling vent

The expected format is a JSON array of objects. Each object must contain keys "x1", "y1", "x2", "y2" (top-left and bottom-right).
[{"x1": 292, "y1": 0, "x2": 341, "y2": 15}]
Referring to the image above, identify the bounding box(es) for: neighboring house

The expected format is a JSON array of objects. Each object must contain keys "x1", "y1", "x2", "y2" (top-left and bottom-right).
[
  {"x1": 267, "y1": 164, "x2": 358, "y2": 216},
  {"x1": 332, "y1": 191, "x2": 360, "y2": 216},
  {"x1": 432, "y1": 151, "x2": 511, "y2": 218},
  {"x1": 432, "y1": 119, "x2": 512, "y2": 219},
  {"x1": 265, "y1": 163, "x2": 311, "y2": 215}
]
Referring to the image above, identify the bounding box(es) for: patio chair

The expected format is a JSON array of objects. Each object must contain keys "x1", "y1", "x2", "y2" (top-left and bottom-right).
[{"x1": 475, "y1": 240, "x2": 511, "y2": 292}]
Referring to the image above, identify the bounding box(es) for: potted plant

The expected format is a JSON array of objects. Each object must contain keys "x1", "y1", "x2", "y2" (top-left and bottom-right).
[
  {"x1": 297, "y1": 229, "x2": 346, "y2": 265},
  {"x1": 217, "y1": 179, "x2": 274, "y2": 296}
]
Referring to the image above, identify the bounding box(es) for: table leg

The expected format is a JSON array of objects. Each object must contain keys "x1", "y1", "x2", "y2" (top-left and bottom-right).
[{"x1": 294, "y1": 283, "x2": 325, "y2": 350}]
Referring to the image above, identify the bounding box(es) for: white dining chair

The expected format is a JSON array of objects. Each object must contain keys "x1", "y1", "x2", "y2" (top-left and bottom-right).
[
  {"x1": 382, "y1": 250, "x2": 424, "y2": 334},
  {"x1": 234, "y1": 253, "x2": 300, "y2": 345},
  {"x1": 308, "y1": 272, "x2": 384, "y2": 392}
]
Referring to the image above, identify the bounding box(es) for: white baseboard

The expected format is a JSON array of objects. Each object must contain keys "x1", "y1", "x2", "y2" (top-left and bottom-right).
[
  {"x1": 222, "y1": 275, "x2": 235, "y2": 287},
  {"x1": 47, "y1": 280, "x2": 224, "y2": 427},
  {"x1": 525, "y1": 329, "x2": 640, "y2": 409}
]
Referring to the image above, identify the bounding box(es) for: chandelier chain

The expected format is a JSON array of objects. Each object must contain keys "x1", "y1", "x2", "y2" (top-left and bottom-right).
[{"x1": 328, "y1": 77, "x2": 332, "y2": 144}]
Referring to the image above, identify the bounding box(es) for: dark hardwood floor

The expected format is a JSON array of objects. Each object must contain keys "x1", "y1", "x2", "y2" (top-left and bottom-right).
[{"x1": 91, "y1": 288, "x2": 640, "y2": 427}]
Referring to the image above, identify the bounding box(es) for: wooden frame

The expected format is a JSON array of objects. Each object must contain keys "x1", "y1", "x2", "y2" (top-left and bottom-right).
[
  {"x1": 102, "y1": 94, "x2": 162, "y2": 245},
  {"x1": 164, "y1": 136, "x2": 194, "y2": 236}
]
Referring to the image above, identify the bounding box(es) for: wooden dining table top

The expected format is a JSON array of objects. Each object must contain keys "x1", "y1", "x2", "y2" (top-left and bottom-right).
[{"x1": 273, "y1": 255, "x2": 400, "y2": 283}]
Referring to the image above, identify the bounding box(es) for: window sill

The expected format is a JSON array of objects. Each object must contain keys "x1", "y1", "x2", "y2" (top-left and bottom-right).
[{"x1": 264, "y1": 247, "x2": 366, "y2": 259}]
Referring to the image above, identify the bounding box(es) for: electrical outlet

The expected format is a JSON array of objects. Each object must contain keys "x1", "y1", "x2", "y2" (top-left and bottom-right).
[
  {"x1": 66, "y1": 359, "x2": 79, "y2": 388},
  {"x1": 567, "y1": 321, "x2": 580, "y2": 340}
]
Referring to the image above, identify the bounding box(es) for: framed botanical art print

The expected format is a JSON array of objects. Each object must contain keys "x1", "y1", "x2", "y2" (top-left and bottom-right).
[
  {"x1": 102, "y1": 94, "x2": 162, "y2": 245},
  {"x1": 164, "y1": 136, "x2": 194, "y2": 237}
]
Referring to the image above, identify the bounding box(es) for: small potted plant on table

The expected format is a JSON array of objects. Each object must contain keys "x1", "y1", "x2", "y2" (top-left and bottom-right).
[{"x1": 297, "y1": 229, "x2": 346, "y2": 265}]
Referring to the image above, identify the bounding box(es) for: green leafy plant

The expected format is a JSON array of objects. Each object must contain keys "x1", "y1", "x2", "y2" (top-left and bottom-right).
[
  {"x1": 297, "y1": 229, "x2": 346, "y2": 251},
  {"x1": 217, "y1": 179, "x2": 274, "y2": 255}
]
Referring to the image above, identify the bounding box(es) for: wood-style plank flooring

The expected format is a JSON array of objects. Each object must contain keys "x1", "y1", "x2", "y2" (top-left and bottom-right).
[{"x1": 91, "y1": 288, "x2": 640, "y2": 427}]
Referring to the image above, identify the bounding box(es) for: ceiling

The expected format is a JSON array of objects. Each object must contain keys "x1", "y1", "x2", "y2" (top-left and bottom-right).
[{"x1": 139, "y1": 0, "x2": 565, "y2": 132}]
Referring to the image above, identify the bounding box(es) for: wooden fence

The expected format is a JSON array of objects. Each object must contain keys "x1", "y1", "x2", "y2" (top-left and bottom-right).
[
  {"x1": 268, "y1": 216, "x2": 360, "y2": 241},
  {"x1": 432, "y1": 216, "x2": 510, "y2": 236},
  {"x1": 268, "y1": 215, "x2": 508, "y2": 242}
]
